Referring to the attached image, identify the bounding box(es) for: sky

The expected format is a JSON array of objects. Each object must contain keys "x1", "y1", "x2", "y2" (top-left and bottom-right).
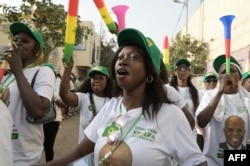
[{"x1": 1, "y1": 0, "x2": 202, "y2": 50}]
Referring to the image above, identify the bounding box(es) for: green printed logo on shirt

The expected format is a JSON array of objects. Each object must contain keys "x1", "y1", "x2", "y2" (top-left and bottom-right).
[
  {"x1": 88, "y1": 105, "x2": 93, "y2": 111},
  {"x1": 217, "y1": 152, "x2": 224, "y2": 158},
  {"x1": 12, "y1": 133, "x2": 18, "y2": 139},
  {"x1": 102, "y1": 121, "x2": 119, "y2": 137},
  {"x1": 132, "y1": 126, "x2": 156, "y2": 142},
  {"x1": 11, "y1": 128, "x2": 19, "y2": 140},
  {"x1": 237, "y1": 107, "x2": 247, "y2": 113},
  {"x1": 217, "y1": 149, "x2": 224, "y2": 158}
]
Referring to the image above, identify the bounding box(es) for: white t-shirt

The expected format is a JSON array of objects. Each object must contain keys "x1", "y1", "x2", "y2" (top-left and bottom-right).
[
  {"x1": 199, "y1": 89, "x2": 214, "y2": 102},
  {"x1": 3, "y1": 66, "x2": 55, "y2": 166},
  {"x1": 177, "y1": 86, "x2": 198, "y2": 139},
  {"x1": 198, "y1": 89, "x2": 213, "y2": 135},
  {"x1": 76, "y1": 92, "x2": 110, "y2": 143},
  {"x1": 164, "y1": 84, "x2": 186, "y2": 109},
  {"x1": 195, "y1": 87, "x2": 250, "y2": 166},
  {"x1": 85, "y1": 97, "x2": 206, "y2": 166},
  {"x1": 178, "y1": 86, "x2": 195, "y2": 117},
  {"x1": 70, "y1": 80, "x2": 75, "y2": 91},
  {"x1": 73, "y1": 93, "x2": 110, "y2": 166},
  {"x1": 54, "y1": 77, "x2": 61, "y2": 100},
  {"x1": 54, "y1": 77, "x2": 62, "y2": 122},
  {"x1": 0, "y1": 100, "x2": 13, "y2": 165},
  {"x1": 199, "y1": 89, "x2": 206, "y2": 101}
]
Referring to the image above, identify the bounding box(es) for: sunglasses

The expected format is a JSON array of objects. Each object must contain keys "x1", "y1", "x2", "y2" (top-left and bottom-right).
[
  {"x1": 99, "y1": 114, "x2": 129, "y2": 164},
  {"x1": 205, "y1": 79, "x2": 218, "y2": 83},
  {"x1": 175, "y1": 65, "x2": 190, "y2": 71}
]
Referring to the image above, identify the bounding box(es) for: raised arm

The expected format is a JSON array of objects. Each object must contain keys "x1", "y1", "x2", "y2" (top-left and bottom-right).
[
  {"x1": 59, "y1": 60, "x2": 78, "y2": 107},
  {"x1": 197, "y1": 75, "x2": 228, "y2": 128},
  {"x1": 196, "y1": 91, "x2": 223, "y2": 128}
]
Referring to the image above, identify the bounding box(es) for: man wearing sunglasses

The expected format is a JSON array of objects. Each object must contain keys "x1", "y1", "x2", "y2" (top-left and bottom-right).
[
  {"x1": 204, "y1": 72, "x2": 218, "y2": 89},
  {"x1": 200, "y1": 72, "x2": 218, "y2": 98}
]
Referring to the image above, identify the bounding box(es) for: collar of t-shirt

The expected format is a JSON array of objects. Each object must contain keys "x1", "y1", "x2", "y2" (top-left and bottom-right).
[{"x1": 226, "y1": 143, "x2": 243, "y2": 150}]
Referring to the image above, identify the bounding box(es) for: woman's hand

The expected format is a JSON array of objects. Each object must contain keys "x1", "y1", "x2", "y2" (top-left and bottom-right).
[
  {"x1": 218, "y1": 74, "x2": 237, "y2": 94},
  {"x1": 62, "y1": 57, "x2": 74, "y2": 72},
  {"x1": 4, "y1": 42, "x2": 23, "y2": 75}
]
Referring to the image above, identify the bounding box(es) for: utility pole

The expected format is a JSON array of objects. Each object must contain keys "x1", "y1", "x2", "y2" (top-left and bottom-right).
[{"x1": 174, "y1": 0, "x2": 188, "y2": 36}]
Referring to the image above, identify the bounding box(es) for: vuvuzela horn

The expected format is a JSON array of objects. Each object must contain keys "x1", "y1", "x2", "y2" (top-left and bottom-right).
[
  {"x1": 93, "y1": 0, "x2": 118, "y2": 32},
  {"x1": 163, "y1": 35, "x2": 169, "y2": 69},
  {"x1": 111, "y1": 5, "x2": 129, "y2": 32},
  {"x1": 219, "y1": 15, "x2": 235, "y2": 75}
]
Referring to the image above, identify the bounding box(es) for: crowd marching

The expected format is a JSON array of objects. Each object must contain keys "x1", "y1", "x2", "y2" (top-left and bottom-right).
[{"x1": 0, "y1": 21, "x2": 250, "y2": 166}]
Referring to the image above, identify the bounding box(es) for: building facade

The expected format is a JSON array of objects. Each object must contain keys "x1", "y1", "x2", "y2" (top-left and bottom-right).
[
  {"x1": 0, "y1": 20, "x2": 101, "y2": 80},
  {"x1": 183, "y1": 0, "x2": 250, "y2": 72}
]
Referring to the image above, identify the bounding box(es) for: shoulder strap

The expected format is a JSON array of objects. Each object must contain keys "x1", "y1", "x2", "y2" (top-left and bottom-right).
[
  {"x1": 89, "y1": 93, "x2": 97, "y2": 117},
  {"x1": 31, "y1": 69, "x2": 40, "y2": 88}
]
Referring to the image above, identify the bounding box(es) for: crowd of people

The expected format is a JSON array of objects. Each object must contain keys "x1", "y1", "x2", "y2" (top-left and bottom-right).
[{"x1": 1, "y1": 21, "x2": 250, "y2": 166}]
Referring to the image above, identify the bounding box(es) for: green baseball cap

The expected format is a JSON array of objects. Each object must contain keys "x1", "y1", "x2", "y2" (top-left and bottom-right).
[
  {"x1": 175, "y1": 58, "x2": 190, "y2": 69},
  {"x1": 88, "y1": 66, "x2": 109, "y2": 77},
  {"x1": 203, "y1": 72, "x2": 217, "y2": 81},
  {"x1": 10, "y1": 22, "x2": 44, "y2": 49},
  {"x1": 242, "y1": 71, "x2": 250, "y2": 80},
  {"x1": 213, "y1": 54, "x2": 242, "y2": 73},
  {"x1": 117, "y1": 28, "x2": 161, "y2": 73}
]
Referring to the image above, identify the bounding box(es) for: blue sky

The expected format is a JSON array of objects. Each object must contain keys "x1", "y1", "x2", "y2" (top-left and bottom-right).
[{"x1": 1, "y1": 0, "x2": 201, "y2": 50}]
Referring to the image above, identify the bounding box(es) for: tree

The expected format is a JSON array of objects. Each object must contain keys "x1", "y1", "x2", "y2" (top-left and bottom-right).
[
  {"x1": 99, "y1": 37, "x2": 117, "y2": 70},
  {"x1": 97, "y1": 26, "x2": 117, "y2": 70},
  {"x1": 0, "y1": 0, "x2": 92, "y2": 62},
  {"x1": 169, "y1": 33, "x2": 209, "y2": 75}
]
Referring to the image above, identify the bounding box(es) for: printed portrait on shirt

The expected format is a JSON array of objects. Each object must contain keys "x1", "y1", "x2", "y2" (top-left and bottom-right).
[{"x1": 219, "y1": 115, "x2": 246, "y2": 150}]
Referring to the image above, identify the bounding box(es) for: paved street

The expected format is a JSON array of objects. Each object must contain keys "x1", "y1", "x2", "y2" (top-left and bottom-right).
[{"x1": 41, "y1": 113, "x2": 80, "y2": 163}]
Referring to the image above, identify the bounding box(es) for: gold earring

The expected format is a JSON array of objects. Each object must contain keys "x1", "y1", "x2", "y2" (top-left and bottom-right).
[{"x1": 146, "y1": 75, "x2": 153, "y2": 83}]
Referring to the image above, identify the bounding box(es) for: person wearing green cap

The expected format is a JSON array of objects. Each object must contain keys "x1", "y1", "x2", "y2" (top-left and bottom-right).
[
  {"x1": 44, "y1": 28, "x2": 207, "y2": 166},
  {"x1": 170, "y1": 58, "x2": 200, "y2": 122},
  {"x1": 59, "y1": 62, "x2": 113, "y2": 166},
  {"x1": 1, "y1": 22, "x2": 55, "y2": 165},
  {"x1": 202, "y1": 72, "x2": 218, "y2": 92},
  {"x1": 170, "y1": 59, "x2": 199, "y2": 133},
  {"x1": 199, "y1": 72, "x2": 218, "y2": 100},
  {"x1": 149, "y1": 37, "x2": 194, "y2": 130},
  {"x1": 196, "y1": 54, "x2": 250, "y2": 166},
  {"x1": 241, "y1": 71, "x2": 250, "y2": 92}
]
